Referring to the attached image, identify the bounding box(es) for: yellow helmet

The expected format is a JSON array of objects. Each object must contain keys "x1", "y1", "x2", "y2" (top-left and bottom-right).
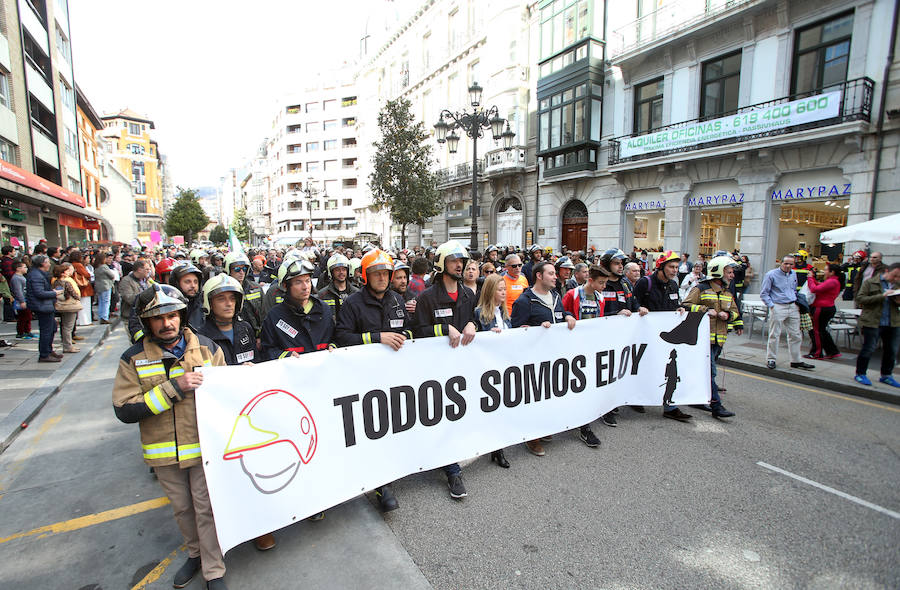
[
  {"x1": 202, "y1": 273, "x2": 244, "y2": 316},
  {"x1": 278, "y1": 258, "x2": 316, "y2": 286},
  {"x1": 434, "y1": 240, "x2": 468, "y2": 273},
  {"x1": 797, "y1": 249, "x2": 809, "y2": 259},
  {"x1": 224, "y1": 252, "x2": 251, "y2": 274}
]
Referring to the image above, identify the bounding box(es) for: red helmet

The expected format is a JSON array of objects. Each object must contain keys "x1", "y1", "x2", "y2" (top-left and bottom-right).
[
  {"x1": 155, "y1": 257, "x2": 175, "y2": 276},
  {"x1": 854, "y1": 250, "x2": 867, "y2": 260},
  {"x1": 655, "y1": 250, "x2": 680, "y2": 269}
]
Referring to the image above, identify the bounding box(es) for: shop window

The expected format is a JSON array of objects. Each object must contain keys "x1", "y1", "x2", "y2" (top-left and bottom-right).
[
  {"x1": 792, "y1": 11, "x2": 853, "y2": 94},
  {"x1": 634, "y1": 78, "x2": 664, "y2": 133},
  {"x1": 701, "y1": 50, "x2": 741, "y2": 119}
]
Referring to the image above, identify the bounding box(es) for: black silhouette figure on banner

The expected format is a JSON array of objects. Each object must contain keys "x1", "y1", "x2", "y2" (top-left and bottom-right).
[
  {"x1": 662, "y1": 349, "x2": 680, "y2": 406},
  {"x1": 660, "y1": 311, "x2": 704, "y2": 346}
]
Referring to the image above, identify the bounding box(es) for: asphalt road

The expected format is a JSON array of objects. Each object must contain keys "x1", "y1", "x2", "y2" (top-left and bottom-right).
[{"x1": 0, "y1": 324, "x2": 897, "y2": 590}]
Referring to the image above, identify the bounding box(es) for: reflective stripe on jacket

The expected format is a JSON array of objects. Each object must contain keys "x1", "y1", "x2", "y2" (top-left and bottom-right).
[{"x1": 681, "y1": 280, "x2": 739, "y2": 346}]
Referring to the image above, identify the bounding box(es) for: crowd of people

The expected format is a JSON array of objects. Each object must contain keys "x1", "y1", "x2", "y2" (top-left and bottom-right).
[{"x1": 1, "y1": 235, "x2": 897, "y2": 589}]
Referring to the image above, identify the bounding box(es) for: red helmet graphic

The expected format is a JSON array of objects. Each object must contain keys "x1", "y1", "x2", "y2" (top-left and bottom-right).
[{"x1": 223, "y1": 389, "x2": 317, "y2": 494}]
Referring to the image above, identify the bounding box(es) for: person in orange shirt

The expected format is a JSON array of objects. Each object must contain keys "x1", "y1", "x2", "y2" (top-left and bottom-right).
[{"x1": 502, "y1": 254, "x2": 529, "y2": 315}]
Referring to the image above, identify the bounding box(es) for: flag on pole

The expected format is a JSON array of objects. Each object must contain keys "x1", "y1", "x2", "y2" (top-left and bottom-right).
[{"x1": 229, "y1": 228, "x2": 243, "y2": 254}]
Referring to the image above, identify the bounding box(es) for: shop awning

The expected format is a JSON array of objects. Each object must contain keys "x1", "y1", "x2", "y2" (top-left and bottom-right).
[{"x1": 819, "y1": 213, "x2": 900, "y2": 245}]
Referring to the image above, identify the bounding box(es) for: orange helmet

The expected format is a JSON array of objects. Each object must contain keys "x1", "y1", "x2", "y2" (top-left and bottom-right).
[
  {"x1": 360, "y1": 249, "x2": 393, "y2": 284},
  {"x1": 655, "y1": 250, "x2": 680, "y2": 269},
  {"x1": 155, "y1": 257, "x2": 175, "y2": 276}
]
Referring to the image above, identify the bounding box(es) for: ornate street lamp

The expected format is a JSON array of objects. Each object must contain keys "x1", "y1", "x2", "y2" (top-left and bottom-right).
[{"x1": 434, "y1": 82, "x2": 515, "y2": 251}]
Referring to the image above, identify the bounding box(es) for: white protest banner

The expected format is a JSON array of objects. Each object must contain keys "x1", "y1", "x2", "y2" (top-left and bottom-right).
[
  {"x1": 618, "y1": 91, "x2": 842, "y2": 159},
  {"x1": 196, "y1": 312, "x2": 711, "y2": 553}
]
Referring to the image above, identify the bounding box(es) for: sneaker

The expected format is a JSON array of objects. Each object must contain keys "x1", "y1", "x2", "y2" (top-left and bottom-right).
[
  {"x1": 854, "y1": 375, "x2": 872, "y2": 386},
  {"x1": 24, "y1": 333, "x2": 35, "y2": 339},
  {"x1": 790, "y1": 362, "x2": 815, "y2": 370},
  {"x1": 579, "y1": 427, "x2": 600, "y2": 448},
  {"x1": 375, "y1": 485, "x2": 399, "y2": 512},
  {"x1": 15, "y1": 334, "x2": 25, "y2": 339},
  {"x1": 663, "y1": 408, "x2": 693, "y2": 422},
  {"x1": 766, "y1": 360, "x2": 776, "y2": 369},
  {"x1": 447, "y1": 474, "x2": 467, "y2": 499},
  {"x1": 601, "y1": 412, "x2": 617, "y2": 427},
  {"x1": 824, "y1": 353, "x2": 842, "y2": 359},
  {"x1": 878, "y1": 375, "x2": 900, "y2": 388}
]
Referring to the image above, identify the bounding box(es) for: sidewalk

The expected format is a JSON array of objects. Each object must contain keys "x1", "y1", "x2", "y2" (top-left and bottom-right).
[
  {"x1": 0, "y1": 315, "x2": 117, "y2": 453},
  {"x1": 720, "y1": 329, "x2": 900, "y2": 405}
]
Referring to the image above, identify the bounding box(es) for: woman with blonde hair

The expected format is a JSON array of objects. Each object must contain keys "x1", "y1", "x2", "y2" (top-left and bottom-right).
[
  {"x1": 475, "y1": 273, "x2": 512, "y2": 468},
  {"x1": 52, "y1": 262, "x2": 82, "y2": 353}
]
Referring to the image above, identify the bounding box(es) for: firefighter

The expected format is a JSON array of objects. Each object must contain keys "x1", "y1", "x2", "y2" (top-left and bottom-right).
[
  {"x1": 224, "y1": 252, "x2": 263, "y2": 334},
  {"x1": 111, "y1": 284, "x2": 229, "y2": 590},
  {"x1": 334, "y1": 249, "x2": 413, "y2": 512},
  {"x1": 170, "y1": 262, "x2": 205, "y2": 332},
  {"x1": 680, "y1": 255, "x2": 739, "y2": 419},
  {"x1": 319, "y1": 253, "x2": 358, "y2": 322},
  {"x1": 258, "y1": 258, "x2": 333, "y2": 361},
  {"x1": 793, "y1": 249, "x2": 814, "y2": 290},
  {"x1": 189, "y1": 248, "x2": 209, "y2": 270},
  {"x1": 413, "y1": 240, "x2": 478, "y2": 500}
]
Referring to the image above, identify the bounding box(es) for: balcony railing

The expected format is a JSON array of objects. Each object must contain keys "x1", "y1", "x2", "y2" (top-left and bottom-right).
[
  {"x1": 608, "y1": 0, "x2": 755, "y2": 59},
  {"x1": 436, "y1": 161, "x2": 485, "y2": 187},
  {"x1": 609, "y1": 77, "x2": 874, "y2": 166},
  {"x1": 436, "y1": 146, "x2": 528, "y2": 188}
]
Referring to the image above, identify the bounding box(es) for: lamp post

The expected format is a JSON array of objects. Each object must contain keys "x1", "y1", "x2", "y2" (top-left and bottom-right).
[
  {"x1": 434, "y1": 82, "x2": 516, "y2": 251},
  {"x1": 301, "y1": 180, "x2": 327, "y2": 243}
]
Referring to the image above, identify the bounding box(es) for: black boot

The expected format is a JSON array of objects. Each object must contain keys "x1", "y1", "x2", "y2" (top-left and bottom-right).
[
  {"x1": 375, "y1": 485, "x2": 399, "y2": 512},
  {"x1": 207, "y1": 578, "x2": 228, "y2": 590},
  {"x1": 711, "y1": 404, "x2": 735, "y2": 419},
  {"x1": 660, "y1": 312, "x2": 704, "y2": 346},
  {"x1": 491, "y1": 449, "x2": 510, "y2": 468},
  {"x1": 173, "y1": 556, "x2": 201, "y2": 589}
]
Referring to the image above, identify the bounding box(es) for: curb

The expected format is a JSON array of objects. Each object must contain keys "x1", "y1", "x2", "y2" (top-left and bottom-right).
[
  {"x1": 719, "y1": 357, "x2": 900, "y2": 406},
  {"x1": 0, "y1": 319, "x2": 119, "y2": 455}
]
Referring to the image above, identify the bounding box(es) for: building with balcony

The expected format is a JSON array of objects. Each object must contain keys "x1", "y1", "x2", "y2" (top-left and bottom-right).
[
  {"x1": 99, "y1": 109, "x2": 164, "y2": 243},
  {"x1": 242, "y1": 141, "x2": 272, "y2": 244},
  {"x1": 267, "y1": 76, "x2": 370, "y2": 247},
  {"x1": 0, "y1": 0, "x2": 110, "y2": 248},
  {"x1": 356, "y1": 0, "x2": 537, "y2": 249},
  {"x1": 531, "y1": 0, "x2": 899, "y2": 283}
]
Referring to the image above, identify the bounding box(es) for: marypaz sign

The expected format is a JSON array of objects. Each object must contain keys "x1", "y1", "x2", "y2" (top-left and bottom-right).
[
  {"x1": 196, "y1": 313, "x2": 711, "y2": 552},
  {"x1": 619, "y1": 91, "x2": 842, "y2": 159}
]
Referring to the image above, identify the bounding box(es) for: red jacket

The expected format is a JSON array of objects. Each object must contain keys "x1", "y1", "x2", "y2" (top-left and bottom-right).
[
  {"x1": 562, "y1": 286, "x2": 605, "y2": 320},
  {"x1": 806, "y1": 275, "x2": 840, "y2": 308}
]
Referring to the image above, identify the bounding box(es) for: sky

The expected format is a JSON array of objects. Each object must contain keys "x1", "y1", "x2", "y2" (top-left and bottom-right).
[{"x1": 69, "y1": 0, "x2": 403, "y2": 189}]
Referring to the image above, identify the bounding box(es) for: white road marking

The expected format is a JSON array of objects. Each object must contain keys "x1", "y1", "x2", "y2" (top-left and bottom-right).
[{"x1": 757, "y1": 461, "x2": 900, "y2": 520}]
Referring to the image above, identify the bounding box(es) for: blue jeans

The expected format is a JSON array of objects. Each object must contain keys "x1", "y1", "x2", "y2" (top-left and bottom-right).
[
  {"x1": 856, "y1": 326, "x2": 899, "y2": 377},
  {"x1": 710, "y1": 344, "x2": 722, "y2": 407},
  {"x1": 97, "y1": 289, "x2": 111, "y2": 320},
  {"x1": 36, "y1": 311, "x2": 57, "y2": 358},
  {"x1": 442, "y1": 463, "x2": 461, "y2": 477}
]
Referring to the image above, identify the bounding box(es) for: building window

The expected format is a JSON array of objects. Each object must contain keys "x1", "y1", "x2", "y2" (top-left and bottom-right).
[
  {"x1": 55, "y1": 26, "x2": 71, "y2": 64},
  {"x1": 323, "y1": 119, "x2": 337, "y2": 131},
  {"x1": 306, "y1": 142, "x2": 319, "y2": 152},
  {"x1": 343, "y1": 198, "x2": 353, "y2": 207},
  {"x1": 306, "y1": 101, "x2": 320, "y2": 113},
  {"x1": 325, "y1": 199, "x2": 337, "y2": 210},
  {"x1": 67, "y1": 176, "x2": 80, "y2": 194},
  {"x1": 342, "y1": 157, "x2": 356, "y2": 168},
  {"x1": 128, "y1": 143, "x2": 145, "y2": 155},
  {"x1": 323, "y1": 159, "x2": 337, "y2": 172},
  {"x1": 307, "y1": 161, "x2": 321, "y2": 172},
  {"x1": 128, "y1": 122, "x2": 142, "y2": 136},
  {"x1": 323, "y1": 139, "x2": 337, "y2": 150},
  {"x1": 305, "y1": 122, "x2": 318, "y2": 132},
  {"x1": 342, "y1": 117, "x2": 356, "y2": 127},
  {"x1": 468, "y1": 60, "x2": 479, "y2": 86},
  {"x1": 634, "y1": 78, "x2": 664, "y2": 133},
  {"x1": 538, "y1": 83, "x2": 591, "y2": 151},
  {"x1": 792, "y1": 11, "x2": 853, "y2": 94},
  {"x1": 0, "y1": 72, "x2": 10, "y2": 109},
  {"x1": 59, "y1": 80, "x2": 74, "y2": 111},
  {"x1": 64, "y1": 127, "x2": 77, "y2": 157},
  {"x1": 0, "y1": 137, "x2": 17, "y2": 165},
  {"x1": 342, "y1": 178, "x2": 357, "y2": 189},
  {"x1": 341, "y1": 96, "x2": 357, "y2": 107},
  {"x1": 323, "y1": 99, "x2": 336, "y2": 110},
  {"x1": 540, "y1": 0, "x2": 591, "y2": 62},
  {"x1": 342, "y1": 138, "x2": 357, "y2": 148},
  {"x1": 135, "y1": 199, "x2": 147, "y2": 213},
  {"x1": 701, "y1": 50, "x2": 742, "y2": 118}
]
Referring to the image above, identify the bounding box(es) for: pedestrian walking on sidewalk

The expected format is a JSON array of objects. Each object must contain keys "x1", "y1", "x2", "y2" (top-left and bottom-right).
[
  {"x1": 853, "y1": 262, "x2": 900, "y2": 387},
  {"x1": 26, "y1": 255, "x2": 61, "y2": 362},
  {"x1": 52, "y1": 263, "x2": 82, "y2": 353},
  {"x1": 759, "y1": 255, "x2": 814, "y2": 371},
  {"x1": 93, "y1": 252, "x2": 117, "y2": 324},
  {"x1": 805, "y1": 264, "x2": 843, "y2": 359}
]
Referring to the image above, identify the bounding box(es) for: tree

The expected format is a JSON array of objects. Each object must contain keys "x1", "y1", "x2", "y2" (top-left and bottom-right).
[
  {"x1": 164, "y1": 187, "x2": 209, "y2": 244},
  {"x1": 209, "y1": 225, "x2": 228, "y2": 245},
  {"x1": 369, "y1": 97, "x2": 441, "y2": 248},
  {"x1": 231, "y1": 208, "x2": 251, "y2": 243}
]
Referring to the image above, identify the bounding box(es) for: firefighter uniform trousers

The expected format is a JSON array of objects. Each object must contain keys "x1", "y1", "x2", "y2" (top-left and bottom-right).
[{"x1": 155, "y1": 463, "x2": 225, "y2": 580}]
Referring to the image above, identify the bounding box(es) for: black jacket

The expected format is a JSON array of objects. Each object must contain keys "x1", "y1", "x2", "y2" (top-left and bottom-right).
[
  {"x1": 633, "y1": 271, "x2": 680, "y2": 311},
  {"x1": 128, "y1": 293, "x2": 204, "y2": 343},
  {"x1": 510, "y1": 287, "x2": 572, "y2": 327},
  {"x1": 413, "y1": 278, "x2": 477, "y2": 338},
  {"x1": 261, "y1": 283, "x2": 285, "y2": 319},
  {"x1": 319, "y1": 281, "x2": 359, "y2": 323},
  {"x1": 601, "y1": 277, "x2": 639, "y2": 316},
  {"x1": 259, "y1": 296, "x2": 333, "y2": 360},
  {"x1": 195, "y1": 316, "x2": 257, "y2": 365},
  {"x1": 334, "y1": 286, "x2": 413, "y2": 347},
  {"x1": 239, "y1": 278, "x2": 264, "y2": 335}
]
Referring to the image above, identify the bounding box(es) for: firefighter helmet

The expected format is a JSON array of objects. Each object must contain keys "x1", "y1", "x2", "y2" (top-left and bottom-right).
[
  {"x1": 433, "y1": 240, "x2": 468, "y2": 273},
  {"x1": 707, "y1": 255, "x2": 737, "y2": 280},
  {"x1": 349, "y1": 257, "x2": 362, "y2": 276},
  {"x1": 189, "y1": 249, "x2": 209, "y2": 265},
  {"x1": 555, "y1": 256, "x2": 575, "y2": 270},
  {"x1": 202, "y1": 273, "x2": 244, "y2": 316},
  {"x1": 278, "y1": 258, "x2": 316, "y2": 286},
  {"x1": 223, "y1": 389, "x2": 317, "y2": 494},
  {"x1": 392, "y1": 260, "x2": 411, "y2": 280},
  {"x1": 326, "y1": 253, "x2": 351, "y2": 278},
  {"x1": 155, "y1": 258, "x2": 176, "y2": 276},
  {"x1": 169, "y1": 262, "x2": 202, "y2": 287},
  {"x1": 224, "y1": 252, "x2": 251, "y2": 274},
  {"x1": 360, "y1": 249, "x2": 393, "y2": 284},
  {"x1": 655, "y1": 250, "x2": 680, "y2": 270}
]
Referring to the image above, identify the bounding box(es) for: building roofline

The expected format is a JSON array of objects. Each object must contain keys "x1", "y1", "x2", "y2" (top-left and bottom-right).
[
  {"x1": 100, "y1": 110, "x2": 156, "y2": 129},
  {"x1": 75, "y1": 84, "x2": 104, "y2": 129}
]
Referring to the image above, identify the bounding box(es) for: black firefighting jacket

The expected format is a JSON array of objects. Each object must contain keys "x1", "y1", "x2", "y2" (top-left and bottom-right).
[
  {"x1": 334, "y1": 286, "x2": 413, "y2": 347},
  {"x1": 412, "y1": 277, "x2": 477, "y2": 338},
  {"x1": 259, "y1": 296, "x2": 333, "y2": 360},
  {"x1": 195, "y1": 316, "x2": 257, "y2": 365}
]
